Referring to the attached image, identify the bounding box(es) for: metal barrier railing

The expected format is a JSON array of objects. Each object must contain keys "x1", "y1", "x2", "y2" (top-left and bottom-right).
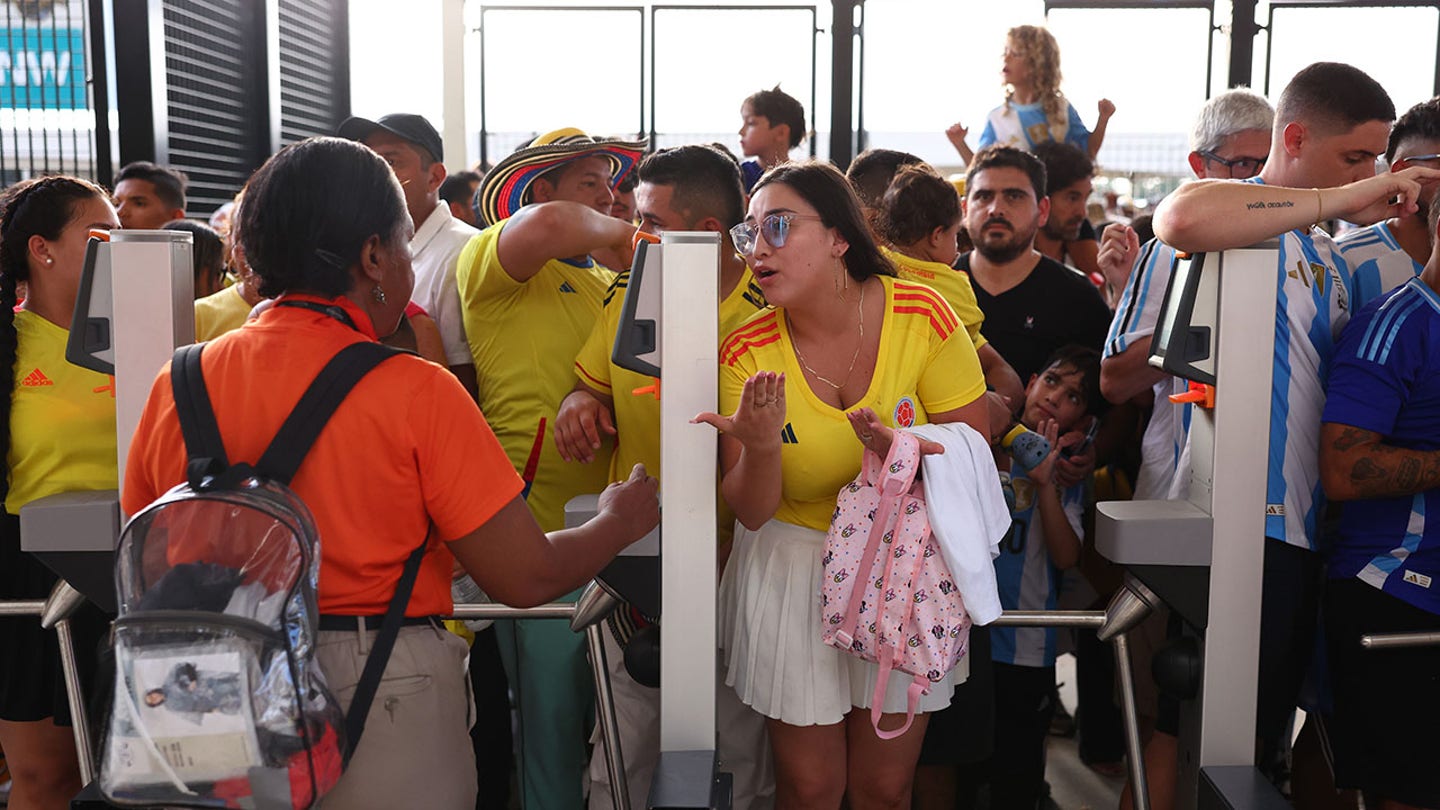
[
  {"x1": 1360, "y1": 631, "x2": 1440, "y2": 650},
  {"x1": 21, "y1": 579, "x2": 1166, "y2": 810}
]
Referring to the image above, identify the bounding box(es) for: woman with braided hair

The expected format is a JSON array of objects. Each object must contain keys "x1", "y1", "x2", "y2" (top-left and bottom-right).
[{"x1": 0, "y1": 176, "x2": 119, "y2": 810}]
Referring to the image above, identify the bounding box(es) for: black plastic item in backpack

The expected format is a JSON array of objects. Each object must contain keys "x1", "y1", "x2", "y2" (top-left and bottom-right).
[{"x1": 171, "y1": 340, "x2": 422, "y2": 766}]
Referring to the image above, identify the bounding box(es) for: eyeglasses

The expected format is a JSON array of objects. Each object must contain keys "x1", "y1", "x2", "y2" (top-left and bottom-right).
[
  {"x1": 729, "y1": 213, "x2": 825, "y2": 257},
  {"x1": 1198, "y1": 150, "x2": 1267, "y2": 179}
]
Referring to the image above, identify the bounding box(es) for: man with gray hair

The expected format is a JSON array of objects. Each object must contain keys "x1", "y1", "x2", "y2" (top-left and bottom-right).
[
  {"x1": 1096, "y1": 88, "x2": 1273, "y2": 810},
  {"x1": 1098, "y1": 87, "x2": 1274, "y2": 501}
]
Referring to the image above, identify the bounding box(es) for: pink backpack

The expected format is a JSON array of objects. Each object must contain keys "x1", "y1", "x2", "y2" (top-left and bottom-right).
[{"x1": 820, "y1": 430, "x2": 971, "y2": 739}]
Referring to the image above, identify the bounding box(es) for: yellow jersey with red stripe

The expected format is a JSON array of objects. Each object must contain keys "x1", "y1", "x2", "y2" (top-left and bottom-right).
[
  {"x1": 456, "y1": 220, "x2": 615, "y2": 531},
  {"x1": 7, "y1": 310, "x2": 118, "y2": 514},
  {"x1": 720, "y1": 275, "x2": 986, "y2": 531},
  {"x1": 883, "y1": 246, "x2": 987, "y2": 350}
]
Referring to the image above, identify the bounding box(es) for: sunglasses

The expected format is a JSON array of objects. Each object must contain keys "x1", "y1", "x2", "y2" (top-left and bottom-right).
[
  {"x1": 730, "y1": 213, "x2": 825, "y2": 257},
  {"x1": 1198, "y1": 150, "x2": 1266, "y2": 179}
]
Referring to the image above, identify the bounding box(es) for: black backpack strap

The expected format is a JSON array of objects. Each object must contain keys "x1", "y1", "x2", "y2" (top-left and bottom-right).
[
  {"x1": 255, "y1": 341, "x2": 404, "y2": 485},
  {"x1": 169, "y1": 343, "x2": 232, "y2": 488},
  {"x1": 342, "y1": 532, "x2": 430, "y2": 767}
]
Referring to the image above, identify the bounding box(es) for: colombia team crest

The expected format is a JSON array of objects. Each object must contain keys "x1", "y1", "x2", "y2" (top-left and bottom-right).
[{"x1": 893, "y1": 396, "x2": 916, "y2": 428}]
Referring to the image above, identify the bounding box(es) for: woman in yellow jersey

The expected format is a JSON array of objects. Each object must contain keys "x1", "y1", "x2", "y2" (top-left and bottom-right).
[
  {"x1": 695, "y1": 162, "x2": 990, "y2": 809},
  {"x1": 0, "y1": 177, "x2": 120, "y2": 809}
]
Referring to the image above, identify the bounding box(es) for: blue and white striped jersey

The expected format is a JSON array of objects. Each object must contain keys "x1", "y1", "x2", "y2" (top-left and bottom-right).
[
  {"x1": 1336, "y1": 221, "x2": 1423, "y2": 312},
  {"x1": 991, "y1": 467, "x2": 1085, "y2": 668},
  {"x1": 1265, "y1": 218, "x2": 1352, "y2": 550},
  {"x1": 1104, "y1": 238, "x2": 1192, "y2": 500},
  {"x1": 1324, "y1": 277, "x2": 1440, "y2": 615}
]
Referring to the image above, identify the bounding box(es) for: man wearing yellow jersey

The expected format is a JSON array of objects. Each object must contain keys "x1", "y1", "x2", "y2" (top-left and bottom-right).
[
  {"x1": 554, "y1": 144, "x2": 774, "y2": 810},
  {"x1": 458, "y1": 128, "x2": 645, "y2": 810}
]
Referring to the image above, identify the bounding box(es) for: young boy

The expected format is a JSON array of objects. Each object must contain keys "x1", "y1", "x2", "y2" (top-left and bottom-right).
[
  {"x1": 737, "y1": 85, "x2": 806, "y2": 192},
  {"x1": 967, "y1": 344, "x2": 1101, "y2": 807}
]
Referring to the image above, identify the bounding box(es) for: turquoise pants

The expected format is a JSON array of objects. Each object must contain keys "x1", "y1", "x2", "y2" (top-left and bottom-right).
[{"x1": 495, "y1": 587, "x2": 594, "y2": 810}]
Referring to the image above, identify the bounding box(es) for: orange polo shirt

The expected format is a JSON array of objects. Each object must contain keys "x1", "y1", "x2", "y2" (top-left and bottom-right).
[{"x1": 122, "y1": 293, "x2": 522, "y2": 616}]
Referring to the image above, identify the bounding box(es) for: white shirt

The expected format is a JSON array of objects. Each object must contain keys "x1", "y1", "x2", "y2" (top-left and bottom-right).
[{"x1": 411, "y1": 201, "x2": 479, "y2": 367}]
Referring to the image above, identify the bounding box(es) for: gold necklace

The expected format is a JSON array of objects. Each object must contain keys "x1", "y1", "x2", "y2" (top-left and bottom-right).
[{"x1": 790, "y1": 281, "x2": 866, "y2": 391}]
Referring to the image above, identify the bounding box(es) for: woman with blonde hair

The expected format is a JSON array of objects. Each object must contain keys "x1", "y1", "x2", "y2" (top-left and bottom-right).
[{"x1": 976, "y1": 24, "x2": 1115, "y2": 162}]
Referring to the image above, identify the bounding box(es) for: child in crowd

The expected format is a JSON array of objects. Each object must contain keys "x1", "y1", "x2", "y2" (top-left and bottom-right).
[
  {"x1": 737, "y1": 86, "x2": 806, "y2": 191},
  {"x1": 962, "y1": 345, "x2": 1101, "y2": 808},
  {"x1": 976, "y1": 24, "x2": 1115, "y2": 162},
  {"x1": 161, "y1": 219, "x2": 226, "y2": 300}
]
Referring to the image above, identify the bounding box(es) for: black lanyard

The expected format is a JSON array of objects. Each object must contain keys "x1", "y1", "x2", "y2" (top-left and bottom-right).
[{"x1": 275, "y1": 299, "x2": 359, "y2": 332}]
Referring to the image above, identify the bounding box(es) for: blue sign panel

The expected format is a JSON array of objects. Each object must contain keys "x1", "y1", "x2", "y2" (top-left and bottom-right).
[{"x1": 0, "y1": 27, "x2": 86, "y2": 110}]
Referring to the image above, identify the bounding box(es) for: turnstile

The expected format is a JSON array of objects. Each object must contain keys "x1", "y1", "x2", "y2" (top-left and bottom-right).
[{"x1": 1096, "y1": 242, "x2": 1287, "y2": 809}]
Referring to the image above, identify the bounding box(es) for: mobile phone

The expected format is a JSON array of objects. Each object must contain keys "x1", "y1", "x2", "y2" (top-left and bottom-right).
[{"x1": 1061, "y1": 418, "x2": 1100, "y2": 459}]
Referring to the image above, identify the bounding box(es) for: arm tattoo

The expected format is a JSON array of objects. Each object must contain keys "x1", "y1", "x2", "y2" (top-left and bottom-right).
[{"x1": 1331, "y1": 427, "x2": 1370, "y2": 452}]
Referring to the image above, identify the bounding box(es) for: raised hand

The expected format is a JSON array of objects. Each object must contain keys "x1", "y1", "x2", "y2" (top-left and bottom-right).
[
  {"x1": 692, "y1": 371, "x2": 788, "y2": 450},
  {"x1": 1098, "y1": 223, "x2": 1141, "y2": 292}
]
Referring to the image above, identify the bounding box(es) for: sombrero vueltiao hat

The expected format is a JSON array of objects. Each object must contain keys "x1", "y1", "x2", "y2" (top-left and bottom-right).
[{"x1": 478, "y1": 128, "x2": 647, "y2": 226}]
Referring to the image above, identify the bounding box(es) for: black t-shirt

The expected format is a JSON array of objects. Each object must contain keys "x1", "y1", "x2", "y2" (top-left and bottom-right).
[{"x1": 958, "y1": 252, "x2": 1111, "y2": 381}]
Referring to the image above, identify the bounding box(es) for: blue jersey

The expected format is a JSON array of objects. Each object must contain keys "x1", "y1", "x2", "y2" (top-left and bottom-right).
[
  {"x1": 978, "y1": 99, "x2": 1090, "y2": 154},
  {"x1": 991, "y1": 465, "x2": 1085, "y2": 667},
  {"x1": 1104, "y1": 238, "x2": 1192, "y2": 500},
  {"x1": 740, "y1": 160, "x2": 764, "y2": 193},
  {"x1": 1336, "y1": 221, "x2": 1423, "y2": 312},
  {"x1": 1239, "y1": 180, "x2": 1353, "y2": 550},
  {"x1": 1323, "y1": 278, "x2": 1440, "y2": 616}
]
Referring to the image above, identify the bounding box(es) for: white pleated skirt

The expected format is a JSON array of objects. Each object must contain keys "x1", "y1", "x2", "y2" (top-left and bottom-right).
[{"x1": 718, "y1": 518, "x2": 965, "y2": 727}]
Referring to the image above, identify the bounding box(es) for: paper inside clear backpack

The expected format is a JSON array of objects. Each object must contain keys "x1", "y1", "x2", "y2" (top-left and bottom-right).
[
  {"x1": 820, "y1": 429, "x2": 971, "y2": 739},
  {"x1": 100, "y1": 481, "x2": 345, "y2": 808}
]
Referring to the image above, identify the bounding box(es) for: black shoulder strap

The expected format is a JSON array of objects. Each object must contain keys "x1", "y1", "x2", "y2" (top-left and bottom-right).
[
  {"x1": 256, "y1": 342, "x2": 403, "y2": 485},
  {"x1": 342, "y1": 533, "x2": 429, "y2": 767},
  {"x1": 170, "y1": 343, "x2": 231, "y2": 488}
]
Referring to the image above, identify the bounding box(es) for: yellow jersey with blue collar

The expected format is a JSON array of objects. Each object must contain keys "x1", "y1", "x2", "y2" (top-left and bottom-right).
[
  {"x1": 456, "y1": 219, "x2": 615, "y2": 531},
  {"x1": 719, "y1": 275, "x2": 986, "y2": 531},
  {"x1": 7, "y1": 310, "x2": 118, "y2": 514}
]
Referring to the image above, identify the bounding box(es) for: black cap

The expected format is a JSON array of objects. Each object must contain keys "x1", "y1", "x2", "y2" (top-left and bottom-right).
[{"x1": 337, "y1": 113, "x2": 444, "y2": 163}]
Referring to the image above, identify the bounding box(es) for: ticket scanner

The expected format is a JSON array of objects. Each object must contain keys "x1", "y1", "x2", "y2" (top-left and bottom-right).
[
  {"x1": 13, "y1": 229, "x2": 194, "y2": 786},
  {"x1": 562, "y1": 233, "x2": 726, "y2": 810},
  {"x1": 1095, "y1": 241, "x2": 1288, "y2": 809}
]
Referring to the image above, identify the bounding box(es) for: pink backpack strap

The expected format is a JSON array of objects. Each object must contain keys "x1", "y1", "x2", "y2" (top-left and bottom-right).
[
  {"x1": 869, "y1": 666, "x2": 929, "y2": 740},
  {"x1": 834, "y1": 432, "x2": 922, "y2": 649}
]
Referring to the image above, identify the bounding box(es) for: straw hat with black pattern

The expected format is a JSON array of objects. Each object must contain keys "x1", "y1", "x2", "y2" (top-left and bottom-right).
[{"x1": 478, "y1": 128, "x2": 647, "y2": 227}]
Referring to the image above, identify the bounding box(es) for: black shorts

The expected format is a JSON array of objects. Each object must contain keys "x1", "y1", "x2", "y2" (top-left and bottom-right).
[
  {"x1": 0, "y1": 520, "x2": 109, "y2": 724},
  {"x1": 1325, "y1": 576, "x2": 1440, "y2": 808},
  {"x1": 917, "y1": 624, "x2": 995, "y2": 766},
  {"x1": 1154, "y1": 540, "x2": 1320, "y2": 746}
]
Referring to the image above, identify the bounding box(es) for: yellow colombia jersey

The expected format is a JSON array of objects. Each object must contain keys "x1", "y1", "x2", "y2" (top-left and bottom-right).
[
  {"x1": 574, "y1": 265, "x2": 766, "y2": 483},
  {"x1": 883, "y1": 246, "x2": 987, "y2": 350},
  {"x1": 194, "y1": 284, "x2": 253, "y2": 342},
  {"x1": 456, "y1": 219, "x2": 615, "y2": 532},
  {"x1": 719, "y1": 275, "x2": 986, "y2": 531},
  {"x1": 7, "y1": 310, "x2": 118, "y2": 514}
]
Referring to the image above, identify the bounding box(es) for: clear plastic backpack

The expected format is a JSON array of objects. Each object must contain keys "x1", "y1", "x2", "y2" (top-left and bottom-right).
[{"x1": 100, "y1": 339, "x2": 405, "y2": 809}]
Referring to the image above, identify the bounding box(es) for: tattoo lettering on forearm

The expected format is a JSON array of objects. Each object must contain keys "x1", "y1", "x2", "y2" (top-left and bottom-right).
[{"x1": 1245, "y1": 200, "x2": 1296, "y2": 211}]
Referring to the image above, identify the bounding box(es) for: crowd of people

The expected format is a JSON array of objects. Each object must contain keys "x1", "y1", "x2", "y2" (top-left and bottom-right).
[{"x1": 0, "y1": 19, "x2": 1437, "y2": 810}]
